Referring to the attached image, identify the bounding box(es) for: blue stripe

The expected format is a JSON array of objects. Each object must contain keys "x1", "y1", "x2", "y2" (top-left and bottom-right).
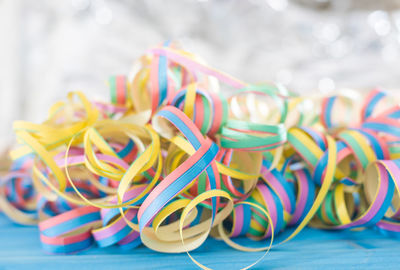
[
  {"x1": 364, "y1": 92, "x2": 385, "y2": 119},
  {"x1": 157, "y1": 109, "x2": 201, "y2": 149},
  {"x1": 42, "y1": 212, "x2": 100, "y2": 237},
  {"x1": 170, "y1": 89, "x2": 186, "y2": 106},
  {"x1": 157, "y1": 41, "x2": 170, "y2": 106},
  {"x1": 205, "y1": 164, "x2": 218, "y2": 220},
  {"x1": 388, "y1": 110, "x2": 400, "y2": 119},
  {"x1": 361, "y1": 172, "x2": 394, "y2": 227},
  {"x1": 299, "y1": 169, "x2": 315, "y2": 224},
  {"x1": 191, "y1": 206, "x2": 203, "y2": 226},
  {"x1": 11, "y1": 154, "x2": 33, "y2": 171},
  {"x1": 362, "y1": 122, "x2": 400, "y2": 138},
  {"x1": 241, "y1": 204, "x2": 251, "y2": 235},
  {"x1": 356, "y1": 129, "x2": 384, "y2": 159},
  {"x1": 117, "y1": 139, "x2": 134, "y2": 158},
  {"x1": 139, "y1": 142, "x2": 219, "y2": 231},
  {"x1": 96, "y1": 223, "x2": 134, "y2": 248},
  {"x1": 102, "y1": 208, "x2": 121, "y2": 226},
  {"x1": 301, "y1": 127, "x2": 326, "y2": 150},
  {"x1": 41, "y1": 237, "x2": 93, "y2": 254},
  {"x1": 325, "y1": 97, "x2": 336, "y2": 128},
  {"x1": 119, "y1": 236, "x2": 142, "y2": 250},
  {"x1": 270, "y1": 188, "x2": 285, "y2": 234},
  {"x1": 271, "y1": 169, "x2": 296, "y2": 214},
  {"x1": 313, "y1": 141, "x2": 346, "y2": 185}
]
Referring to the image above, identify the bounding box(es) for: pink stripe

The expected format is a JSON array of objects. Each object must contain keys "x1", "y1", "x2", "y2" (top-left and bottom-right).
[
  {"x1": 261, "y1": 168, "x2": 292, "y2": 213},
  {"x1": 138, "y1": 139, "x2": 213, "y2": 222},
  {"x1": 150, "y1": 56, "x2": 160, "y2": 113},
  {"x1": 378, "y1": 105, "x2": 400, "y2": 118},
  {"x1": 337, "y1": 163, "x2": 389, "y2": 229},
  {"x1": 94, "y1": 102, "x2": 127, "y2": 113},
  {"x1": 337, "y1": 147, "x2": 351, "y2": 163},
  {"x1": 380, "y1": 160, "x2": 400, "y2": 218},
  {"x1": 2, "y1": 172, "x2": 30, "y2": 181},
  {"x1": 40, "y1": 230, "x2": 92, "y2": 245},
  {"x1": 55, "y1": 154, "x2": 129, "y2": 170},
  {"x1": 228, "y1": 128, "x2": 279, "y2": 136},
  {"x1": 360, "y1": 89, "x2": 380, "y2": 121},
  {"x1": 163, "y1": 106, "x2": 205, "y2": 142},
  {"x1": 257, "y1": 183, "x2": 277, "y2": 237},
  {"x1": 221, "y1": 149, "x2": 243, "y2": 197},
  {"x1": 289, "y1": 170, "x2": 309, "y2": 225},
  {"x1": 103, "y1": 185, "x2": 147, "y2": 211},
  {"x1": 362, "y1": 129, "x2": 390, "y2": 159},
  {"x1": 207, "y1": 92, "x2": 223, "y2": 136},
  {"x1": 118, "y1": 230, "x2": 140, "y2": 245},
  {"x1": 150, "y1": 48, "x2": 246, "y2": 89},
  {"x1": 93, "y1": 209, "x2": 136, "y2": 241},
  {"x1": 194, "y1": 95, "x2": 204, "y2": 131},
  {"x1": 39, "y1": 206, "x2": 99, "y2": 231},
  {"x1": 231, "y1": 205, "x2": 244, "y2": 237},
  {"x1": 220, "y1": 136, "x2": 284, "y2": 151},
  {"x1": 116, "y1": 75, "x2": 126, "y2": 105},
  {"x1": 377, "y1": 220, "x2": 400, "y2": 232},
  {"x1": 366, "y1": 116, "x2": 400, "y2": 128},
  {"x1": 320, "y1": 97, "x2": 330, "y2": 128}
]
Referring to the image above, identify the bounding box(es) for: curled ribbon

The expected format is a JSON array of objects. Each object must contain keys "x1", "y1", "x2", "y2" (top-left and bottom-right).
[{"x1": 1, "y1": 41, "x2": 400, "y2": 269}]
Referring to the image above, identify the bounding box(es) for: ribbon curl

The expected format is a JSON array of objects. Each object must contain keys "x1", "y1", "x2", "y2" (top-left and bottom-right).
[{"x1": 1, "y1": 42, "x2": 400, "y2": 269}]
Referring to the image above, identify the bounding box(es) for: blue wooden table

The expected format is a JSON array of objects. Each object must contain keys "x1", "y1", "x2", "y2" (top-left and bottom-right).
[{"x1": 0, "y1": 213, "x2": 398, "y2": 269}]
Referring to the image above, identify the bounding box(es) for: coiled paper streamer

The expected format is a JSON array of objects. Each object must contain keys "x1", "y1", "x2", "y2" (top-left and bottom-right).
[{"x1": 1, "y1": 41, "x2": 400, "y2": 269}]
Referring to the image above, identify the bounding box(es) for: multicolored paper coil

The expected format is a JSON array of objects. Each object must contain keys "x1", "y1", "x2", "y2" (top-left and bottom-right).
[{"x1": 1, "y1": 42, "x2": 400, "y2": 269}]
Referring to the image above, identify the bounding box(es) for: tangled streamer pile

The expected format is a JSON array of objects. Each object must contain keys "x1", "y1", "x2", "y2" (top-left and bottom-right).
[{"x1": 1, "y1": 42, "x2": 400, "y2": 269}]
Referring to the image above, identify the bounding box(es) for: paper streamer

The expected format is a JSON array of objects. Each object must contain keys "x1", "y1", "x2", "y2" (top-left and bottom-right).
[{"x1": 1, "y1": 42, "x2": 400, "y2": 269}]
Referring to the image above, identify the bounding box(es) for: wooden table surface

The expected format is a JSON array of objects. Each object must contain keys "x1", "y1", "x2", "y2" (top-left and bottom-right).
[{"x1": 0, "y1": 213, "x2": 398, "y2": 269}]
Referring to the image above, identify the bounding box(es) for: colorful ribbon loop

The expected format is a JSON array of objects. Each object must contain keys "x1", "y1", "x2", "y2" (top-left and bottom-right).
[{"x1": 2, "y1": 43, "x2": 400, "y2": 270}]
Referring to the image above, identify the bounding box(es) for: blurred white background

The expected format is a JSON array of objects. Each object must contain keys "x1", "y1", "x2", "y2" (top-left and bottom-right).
[{"x1": 1, "y1": 0, "x2": 400, "y2": 150}]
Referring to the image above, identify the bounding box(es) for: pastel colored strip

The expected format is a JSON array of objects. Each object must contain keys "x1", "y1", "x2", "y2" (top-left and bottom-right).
[
  {"x1": 150, "y1": 47, "x2": 247, "y2": 89},
  {"x1": 138, "y1": 140, "x2": 218, "y2": 231},
  {"x1": 153, "y1": 105, "x2": 220, "y2": 209},
  {"x1": 256, "y1": 183, "x2": 284, "y2": 237},
  {"x1": 231, "y1": 204, "x2": 244, "y2": 237},
  {"x1": 39, "y1": 206, "x2": 100, "y2": 237},
  {"x1": 55, "y1": 154, "x2": 129, "y2": 170},
  {"x1": 320, "y1": 96, "x2": 336, "y2": 129},
  {"x1": 221, "y1": 121, "x2": 286, "y2": 151},
  {"x1": 386, "y1": 106, "x2": 400, "y2": 119},
  {"x1": 150, "y1": 56, "x2": 161, "y2": 112},
  {"x1": 93, "y1": 209, "x2": 137, "y2": 247},
  {"x1": 40, "y1": 230, "x2": 93, "y2": 254},
  {"x1": 157, "y1": 107, "x2": 204, "y2": 148},
  {"x1": 289, "y1": 169, "x2": 315, "y2": 226},
  {"x1": 221, "y1": 150, "x2": 246, "y2": 198},
  {"x1": 300, "y1": 127, "x2": 327, "y2": 151},
  {"x1": 377, "y1": 160, "x2": 400, "y2": 218},
  {"x1": 313, "y1": 141, "x2": 346, "y2": 185},
  {"x1": 116, "y1": 75, "x2": 127, "y2": 106},
  {"x1": 109, "y1": 76, "x2": 117, "y2": 105},
  {"x1": 287, "y1": 128, "x2": 321, "y2": 167},
  {"x1": 157, "y1": 54, "x2": 168, "y2": 107},
  {"x1": 261, "y1": 164, "x2": 295, "y2": 214},
  {"x1": 376, "y1": 219, "x2": 400, "y2": 232},
  {"x1": 117, "y1": 139, "x2": 135, "y2": 159},
  {"x1": 171, "y1": 87, "x2": 226, "y2": 136},
  {"x1": 337, "y1": 162, "x2": 394, "y2": 229},
  {"x1": 117, "y1": 231, "x2": 141, "y2": 250},
  {"x1": 356, "y1": 128, "x2": 389, "y2": 160},
  {"x1": 338, "y1": 130, "x2": 377, "y2": 169},
  {"x1": 361, "y1": 89, "x2": 386, "y2": 121},
  {"x1": 362, "y1": 118, "x2": 400, "y2": 138}
]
